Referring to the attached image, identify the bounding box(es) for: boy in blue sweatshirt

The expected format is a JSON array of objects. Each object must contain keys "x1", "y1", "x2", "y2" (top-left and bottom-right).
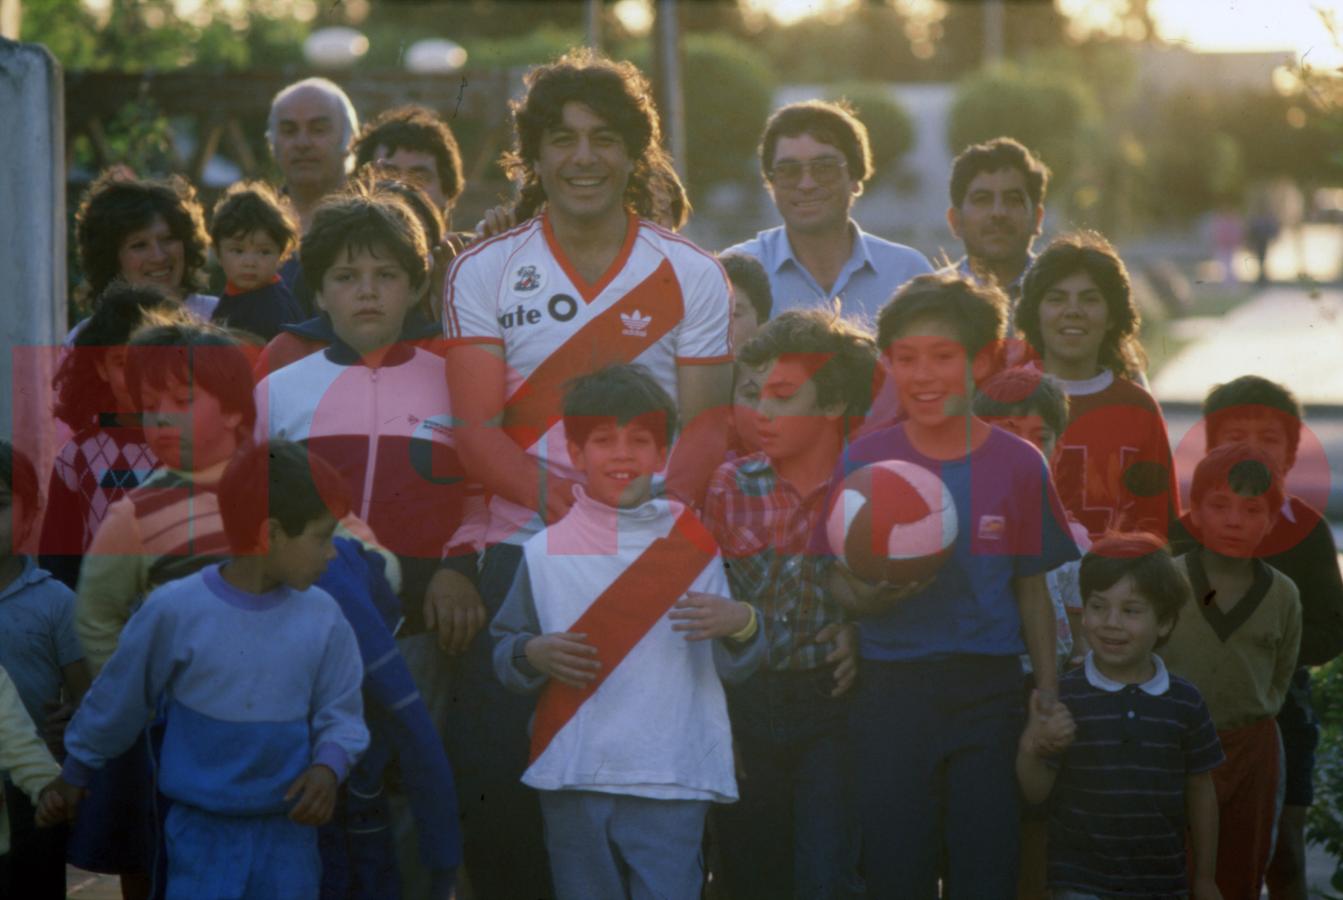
[{"x1": 40, "y1": 440, "x2": 369, "y2": 899}]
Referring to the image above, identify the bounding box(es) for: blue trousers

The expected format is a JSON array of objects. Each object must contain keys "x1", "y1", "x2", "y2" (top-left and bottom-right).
[
  {"x1": 164, "y1": 804, "x2": 319, "y2": 899},
  {"x1": 850, "y1": 655, "x2": 1024, "y2": 900},
  {"x1": 539, "y1": 790, "x2": 709, "y2": 900},
  {"x1": 713, "y1": 667, "x2": 862, "y2": 900}
]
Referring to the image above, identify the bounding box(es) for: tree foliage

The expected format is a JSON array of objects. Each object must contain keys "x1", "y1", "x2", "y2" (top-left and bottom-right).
[
  {"x1": 828, "y1": 83, "x2": 915, "y2": 180},
  {"x1": 947, "y1": 63, "x2": 1098, "y2": 192},
  {"x1": 679, "y1": 33, "x2": 775, "y2": 194},
  {"x1": 21, "y1": 0, "x2": 306, "y2": 71}
]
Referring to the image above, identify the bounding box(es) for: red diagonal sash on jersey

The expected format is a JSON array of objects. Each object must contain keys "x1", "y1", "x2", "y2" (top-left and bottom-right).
[
  {"x1": 502, "y1": 258, "x2": 682, "y2": 451},
  {"x1": 529, "y1": 507, "x2": 718, "y2": 764}
]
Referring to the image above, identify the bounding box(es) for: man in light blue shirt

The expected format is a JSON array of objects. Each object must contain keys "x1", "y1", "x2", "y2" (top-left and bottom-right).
[{"x1": 722, "y1": 101, "x2": 932, "y2": 326}]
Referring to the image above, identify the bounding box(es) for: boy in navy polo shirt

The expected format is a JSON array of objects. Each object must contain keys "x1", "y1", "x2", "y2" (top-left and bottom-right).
[
  {"x1": 1018, "y1": 533, "x2": 1224, "y2": 900},
  {"x1": 821, "y1": 273, "x2": 1078, "y2": 898}
]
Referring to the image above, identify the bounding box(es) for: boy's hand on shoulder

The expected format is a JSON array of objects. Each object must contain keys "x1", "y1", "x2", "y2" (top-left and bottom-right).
[
  {"x1": 423, "y1": 569, "x2": 488, "y2": 655},
  {"x1": 815, "y1": 622, "x2": 858, "y2": 696},
  {"x1": 286, "y1": 764, "x2": 338, "y2": 826},
  {"x1": 670, "y1": 593, "x2": 752, "y2": 642},
  {"x1": 36, "y1": 777, "x2": 85, "y2": 827},
  {"x1": 525, "y1": 633, "x2": 601, "y2": 689}
]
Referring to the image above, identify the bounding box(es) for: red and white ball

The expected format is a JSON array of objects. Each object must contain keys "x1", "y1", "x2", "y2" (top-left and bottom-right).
[{"x1": 826, "y1": 460, "x2": 957, "y2": 585}]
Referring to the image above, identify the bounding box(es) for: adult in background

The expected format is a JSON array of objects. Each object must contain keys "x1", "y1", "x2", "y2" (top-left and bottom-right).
[
  {"x1": 723, "y1": 99, "x2": 931, "y2": 324},
  {"x1": 71, "y1": 171, "x2": 218, "y2": 340},
  {"x1": 353, "y1": 105, "x2": 465, "y2": 229},
  {"x1": 442, "y1": 48, "x2": 733, "y2": 899},
  {"x1": 268, "y1": 77, "x2": 358, "y2": 313},
  {"x1": 353, "y1": 106, "x2": 468, "y2": 321},
  {"x1": 942, "y1": 136, "x2": 1050, "y2": 314}
]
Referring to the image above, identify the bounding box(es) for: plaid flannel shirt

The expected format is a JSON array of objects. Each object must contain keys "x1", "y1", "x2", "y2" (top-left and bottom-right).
[{"x1": 703, "y1": 453, "x2": 844, "y2": 672}]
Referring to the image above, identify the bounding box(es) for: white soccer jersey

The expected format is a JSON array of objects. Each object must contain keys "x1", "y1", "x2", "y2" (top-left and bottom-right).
[{"x1": 444, "y1": 212, "x2": 732, "y2": 545}]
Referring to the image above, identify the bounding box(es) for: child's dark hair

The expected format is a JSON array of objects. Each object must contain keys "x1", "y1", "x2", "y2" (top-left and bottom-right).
[
  {"x1": 54, "y1": 285, "x2": 187, "y2": 433},
  {"x1": 563, "y1": 364, "x2": 678, "y2": 450},
  {"x1": 1203, "y1": 375, "x2": 1303, "y2": 463},
  {"x1": 972, "y1": 365, "x2": 1069, "y2": 438},
  {"x1": 1016, "y1": 231, "x2": 1147, "y2": 380},
  {"x1": 217, "y1": 440, "x2": 351, "y2": 553},
  {"x1": 0, "y1": 439, "x2": 40, "y2": 521},
  {"x1": 719, "y1": 253, "x2": 773, "y2": 325},
  {"x1": 738, "y1": 310, "x2": 877, "y2": 423},
  {"x1": 126, "y1": 322, "x2": 257, "y2": 439},
  {"x1": 1080, "y1": 532, "x2": 1191, "y2": 638},
  {"x1": 876, "y1": 272, "x2": 1006, "y2": 362},
  {"x1": 370, "y1": 176, "x2": 446, "y2": 252},
  {"x1": 300, "y1": 182, "x2": 430, "y2": 293},
  {"x1": 209, "y1": 180, "x2": 298, "y2": 252},
  {"x1": 1190, "y1": 442, "x2": 1284, "y2": 514},
  {"x1": 74, "y1": 171, "x2": 210, "y2": 301}
]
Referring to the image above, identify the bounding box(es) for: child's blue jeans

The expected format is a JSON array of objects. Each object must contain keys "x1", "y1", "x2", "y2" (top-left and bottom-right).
[
  {"x1": 164, "y1": 803, "x2": 319, "y2": 899},
  {"x1": 850, "y1": 654, "x2": 1025, "y2": 900},
  {"x1": 539, "y1": 789, "x2": 709, "y2": 900}
]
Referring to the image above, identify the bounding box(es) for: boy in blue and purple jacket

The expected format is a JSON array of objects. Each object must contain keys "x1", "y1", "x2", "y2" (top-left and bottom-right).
[{"x1": 41, "y1": 441, "x2": 369, "y2": 898}]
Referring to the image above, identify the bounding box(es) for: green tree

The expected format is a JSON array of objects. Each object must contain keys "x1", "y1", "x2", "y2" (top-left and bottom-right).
[
  {"x1": 947, "y1": 63, "x2": 1098, "y2": 193},
  {"x1": 828, "y1": 83, "x2": 915, "y2": 180},
  {"x1": 679, "y1": 33, "x2": 775, "y2": 194}
]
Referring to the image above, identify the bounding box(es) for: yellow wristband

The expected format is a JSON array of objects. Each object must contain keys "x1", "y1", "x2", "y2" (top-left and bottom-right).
[{"x1": 728, "y1": 604, "x2": 759, "y2": 643}]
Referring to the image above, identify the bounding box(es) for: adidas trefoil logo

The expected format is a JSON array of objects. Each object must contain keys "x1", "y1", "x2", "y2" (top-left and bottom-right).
[{"x1": 620, "y1": 310, "x2": 652, "y2": 337}]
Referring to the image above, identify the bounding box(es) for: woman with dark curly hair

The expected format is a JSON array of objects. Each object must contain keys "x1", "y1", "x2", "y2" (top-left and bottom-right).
[
  {"x1": 1015, "y1": 231, "x2": 1177, "y2": 541},
  {"x1": 70, "y1": 171, "x2": 217, "y2": 341}
]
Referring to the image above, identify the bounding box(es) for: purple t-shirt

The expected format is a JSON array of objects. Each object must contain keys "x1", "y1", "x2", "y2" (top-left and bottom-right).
[{"x1": 815, "y1": 424, "x2": 1080, "y2": 662}]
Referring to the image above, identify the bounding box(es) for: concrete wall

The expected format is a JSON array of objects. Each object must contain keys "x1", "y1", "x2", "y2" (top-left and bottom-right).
[{"x1": 0, "y1": 38, "x2": 65, "y2": 491}]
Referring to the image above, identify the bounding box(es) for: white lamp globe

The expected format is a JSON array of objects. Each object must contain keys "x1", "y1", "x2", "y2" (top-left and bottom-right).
[
  {"x1": 405, "y1": 38, "x2": 468, "y2": 74},
  {"x1": 303, "y1": 27, "x2": 370, "y2": 70}
]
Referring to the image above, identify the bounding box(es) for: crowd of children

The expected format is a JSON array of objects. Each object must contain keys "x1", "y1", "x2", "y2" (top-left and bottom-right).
[{"x1": 2, "y1": 44, "x2": 1338, "y2": 900}]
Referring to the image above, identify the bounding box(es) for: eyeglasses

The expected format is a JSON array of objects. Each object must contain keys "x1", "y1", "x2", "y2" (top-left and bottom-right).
[{"x1": 767, "y1": 157, "x2": 847, "y2": 188}]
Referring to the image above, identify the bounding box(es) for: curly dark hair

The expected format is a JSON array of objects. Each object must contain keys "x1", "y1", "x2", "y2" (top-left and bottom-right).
[
  {"x1": 737, "y1": 309, "x2": 877, "y2": 422},
  {"x1": 74, "y1": 170, "x2": 210, "y2": 302},
  {"x1": 54, "y1": 285, "x2": 188, "y2": 433},
  {"x1": 501, "y1": 48, "x2": 682, "y2": 225},
  {"x1": 353, "y1": 104, "x2": 465, "y2": 207},
  {"x1": 1015, "y1": 231, "x2": 1146, "y2": 380}
]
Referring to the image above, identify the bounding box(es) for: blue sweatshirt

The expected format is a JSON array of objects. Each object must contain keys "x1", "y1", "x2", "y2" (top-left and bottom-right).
[{"x1": 63, "y1": 565, "x2": 368, "y2": 815}]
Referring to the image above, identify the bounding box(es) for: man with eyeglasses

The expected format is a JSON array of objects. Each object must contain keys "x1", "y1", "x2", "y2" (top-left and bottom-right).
[{"x1": 723, "y1": 100, "x2": 932, "y2": 322}]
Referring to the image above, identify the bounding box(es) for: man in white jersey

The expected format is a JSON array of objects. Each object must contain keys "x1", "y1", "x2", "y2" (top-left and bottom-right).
[{"x1": 441, "y1": 48, "x2": 732, "y2": 899}]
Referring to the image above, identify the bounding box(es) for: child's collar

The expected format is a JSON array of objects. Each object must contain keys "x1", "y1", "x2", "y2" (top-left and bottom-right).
[
  {"x1": 1084, "y1": 651, "x2": 1169, "y2": 695},
  {"x1": 324, "y1": 338, "x2": 417, "y2": 368},
  {"x1": 223, "y1": 274, "x2": 283, "y2": 297}
]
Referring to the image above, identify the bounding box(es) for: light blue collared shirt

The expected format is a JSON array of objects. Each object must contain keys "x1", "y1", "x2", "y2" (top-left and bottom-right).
[{"x1": 723, "y1": 221, "x2": 932, "y2": 325}]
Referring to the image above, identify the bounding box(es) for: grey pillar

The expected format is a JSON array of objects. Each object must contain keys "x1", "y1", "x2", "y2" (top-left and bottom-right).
[{"x1": 0, "y1": 38, "x2": 65, "y2": 495}]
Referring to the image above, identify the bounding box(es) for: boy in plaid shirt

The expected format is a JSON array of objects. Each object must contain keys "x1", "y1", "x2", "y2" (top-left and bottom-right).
[{"x1": 702, "y1": 309, "x2": 875, "y2": 899}]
